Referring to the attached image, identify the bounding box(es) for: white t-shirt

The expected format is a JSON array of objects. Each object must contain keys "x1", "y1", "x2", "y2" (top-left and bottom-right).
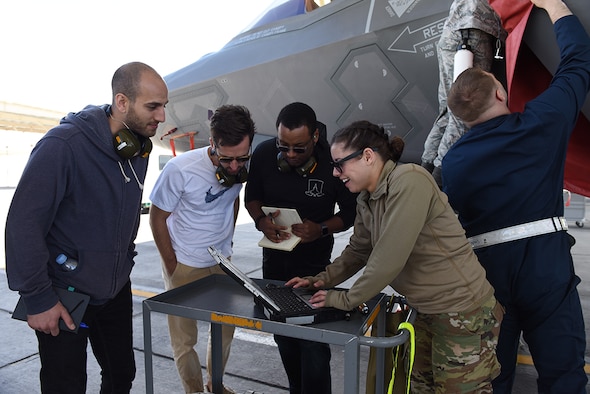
[{"x1": 150, "y1": 147, "x2": 241, "y2": 267}]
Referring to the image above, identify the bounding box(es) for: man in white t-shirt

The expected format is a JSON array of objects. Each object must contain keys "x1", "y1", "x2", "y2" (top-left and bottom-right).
[{"x1": 149, "y1": 105, "x2": 256, "y2": 394}]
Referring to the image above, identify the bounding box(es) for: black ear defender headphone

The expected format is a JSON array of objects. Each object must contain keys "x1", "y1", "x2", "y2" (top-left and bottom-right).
[
  {"x1": 211, "y1": 146, "x2": 249, "y2": 187},
  {"x1": 276, "y1": 133, "x2": 318, "y2": 177},
  {"x1": 113, "y1": 129, "x2": 152, "y2": 160},
  {"x1": 277, "y1": 154, "x2": 317, "y2": 177},
  {"x1": 215, "y1": 165, "x2": 248, "y2": 187},
  {"x1": 107, "y1": 105, "x2": 152, "y2": 160}
]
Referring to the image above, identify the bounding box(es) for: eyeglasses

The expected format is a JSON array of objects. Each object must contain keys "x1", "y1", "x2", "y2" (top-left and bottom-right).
[
  {"x1": 214, "y1": 146, "x2": 251, "y2": 164},
  {"x1": 331, "y1": 148, "x2": 377, "y2": 173},
  {"x1": 217, "y1": 154, "x2": 251, "y2": 164},
  {"x1": 276, "y1": 137, "x2": 313, "y2": 154}
]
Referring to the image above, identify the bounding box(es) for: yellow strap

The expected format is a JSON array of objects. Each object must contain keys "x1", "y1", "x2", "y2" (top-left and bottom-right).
[{"x1": 388, "y1": 321, "x2": 415, "y2": 394}]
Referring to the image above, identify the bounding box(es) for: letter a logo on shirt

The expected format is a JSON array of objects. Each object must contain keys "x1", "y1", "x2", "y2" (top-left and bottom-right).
[{"x1": 305, "y1": 179, "x2": 325, "y2": 198}]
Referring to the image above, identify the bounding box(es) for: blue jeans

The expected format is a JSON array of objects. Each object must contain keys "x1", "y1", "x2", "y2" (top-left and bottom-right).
[
  {"x1": 36, "y1": 281, "x2": 136, "y2": 394},
  {"x1": 274, "y1": 335, "x2": 332, "y2": 394}
]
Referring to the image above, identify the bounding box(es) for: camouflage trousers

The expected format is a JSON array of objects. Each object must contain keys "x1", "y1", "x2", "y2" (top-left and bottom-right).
[
  {"x1": 422, "y1": 28, "x2": 496, "y2": 169},
  {"x1": 411, "y1": 295, "x2": 503, "y2": 393}
]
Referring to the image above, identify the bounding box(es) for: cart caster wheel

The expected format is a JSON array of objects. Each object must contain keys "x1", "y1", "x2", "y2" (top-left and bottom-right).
[{"x1": 576, "y1": 221, "x2": 584, "y2": 228}]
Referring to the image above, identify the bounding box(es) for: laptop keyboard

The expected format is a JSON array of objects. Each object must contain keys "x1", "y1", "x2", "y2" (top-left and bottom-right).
[{"x1": 264, "y1": 286, "x2": 313, "y2": 313}]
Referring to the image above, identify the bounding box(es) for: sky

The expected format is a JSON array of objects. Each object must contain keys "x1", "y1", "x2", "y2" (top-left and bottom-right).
[{"x1": 0, "y1": 0, "x2": 277, "y2": 113}]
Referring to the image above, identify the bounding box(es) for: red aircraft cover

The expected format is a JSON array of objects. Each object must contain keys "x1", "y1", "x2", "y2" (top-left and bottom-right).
[{"x1": 490, "y1": 0, "x2": 590, "y2": 197}]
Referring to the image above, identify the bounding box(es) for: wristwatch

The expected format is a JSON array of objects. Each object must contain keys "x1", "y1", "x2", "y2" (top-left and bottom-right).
[{"x1": 320, "y1": 223, "x2": 329, "y2": 237}]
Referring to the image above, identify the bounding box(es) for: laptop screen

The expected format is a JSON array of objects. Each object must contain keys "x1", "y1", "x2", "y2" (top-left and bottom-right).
[{"x1": 207, "y1": 246, "x2": 281, "y2": 312}]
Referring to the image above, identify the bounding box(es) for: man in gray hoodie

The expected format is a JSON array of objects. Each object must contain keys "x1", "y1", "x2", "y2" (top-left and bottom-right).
[{"x1": 5, "y1": 61, "x2": 168, "y2": 393}]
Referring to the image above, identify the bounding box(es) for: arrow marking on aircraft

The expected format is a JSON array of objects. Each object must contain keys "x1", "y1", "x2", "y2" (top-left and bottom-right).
[{"x1": 388, "y1": 18, "x2": 446, "y2": 53}]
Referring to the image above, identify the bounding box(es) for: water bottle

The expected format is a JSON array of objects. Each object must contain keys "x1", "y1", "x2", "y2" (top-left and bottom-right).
[
  {"x1": 56, "y1": 253, "x2": 78, "y2": 271},
  {"x1": 453, "y1": 43, "x2": 473, "y2": 82}
]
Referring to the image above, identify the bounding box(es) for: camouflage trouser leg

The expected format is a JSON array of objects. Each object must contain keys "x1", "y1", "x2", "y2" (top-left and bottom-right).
[
  {"x1": 411, "y1": 295, "x2": 503, "y2": 394},
  {"x1": 423, "y1": 28, "x2": 497, "y2": 168},
  {"x1": 422, "y1": 108, "x2": 448, "y2": 167},
  {"x1": 434, "y1": 28, "x2": 496, "y2": 168}
]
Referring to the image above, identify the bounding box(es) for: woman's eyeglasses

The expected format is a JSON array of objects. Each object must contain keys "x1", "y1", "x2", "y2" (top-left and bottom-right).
[{"x1": 331, "y1": 148, "x2": 377, "y2": 173}]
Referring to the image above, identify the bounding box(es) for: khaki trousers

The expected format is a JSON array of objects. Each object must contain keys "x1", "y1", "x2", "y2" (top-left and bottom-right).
[{"x1": 163, "y1": 262, "x2": 235, "y2": 393}]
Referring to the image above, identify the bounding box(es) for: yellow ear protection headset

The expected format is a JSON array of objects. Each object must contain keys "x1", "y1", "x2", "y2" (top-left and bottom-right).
[
  {"x1": 276, "y1": 134, "x2": 318, "y2": 177},
  {"x1": 108, "y1": 106, "x2": 152, "y2": 160},
  {"x1": 211, "y1": 147, "x2": 249, "y2": 187}
]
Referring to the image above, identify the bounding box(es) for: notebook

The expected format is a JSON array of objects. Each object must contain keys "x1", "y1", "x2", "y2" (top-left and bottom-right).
[
  {"x1": 12, "y1": 287, "x2": 90, "y2": 333},
  {"x1": 207, "y1": 246, "x2": 347, "y2": 325},
  {"x1": 257, "y1": 207, "x2": 302, "y2": 252}
]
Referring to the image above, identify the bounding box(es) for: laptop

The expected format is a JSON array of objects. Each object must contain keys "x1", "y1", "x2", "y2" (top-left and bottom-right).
[{"x1": 207, "y1": 246, "x2": 347, "y2": 325}]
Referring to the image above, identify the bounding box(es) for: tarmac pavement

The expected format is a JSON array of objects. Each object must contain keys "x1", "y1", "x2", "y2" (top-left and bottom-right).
[{"x1": 1, "y1": 185, "x2": 590, "y2": 393}]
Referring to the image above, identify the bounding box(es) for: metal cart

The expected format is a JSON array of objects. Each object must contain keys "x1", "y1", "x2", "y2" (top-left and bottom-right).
[{"x1": 143, "y1": 275, "x2": 415, "y2": 394}]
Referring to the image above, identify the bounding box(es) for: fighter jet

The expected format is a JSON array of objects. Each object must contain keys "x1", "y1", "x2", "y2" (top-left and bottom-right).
[{"x1": 154, "y1": 0, "x2": 590, "y2": 196}]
